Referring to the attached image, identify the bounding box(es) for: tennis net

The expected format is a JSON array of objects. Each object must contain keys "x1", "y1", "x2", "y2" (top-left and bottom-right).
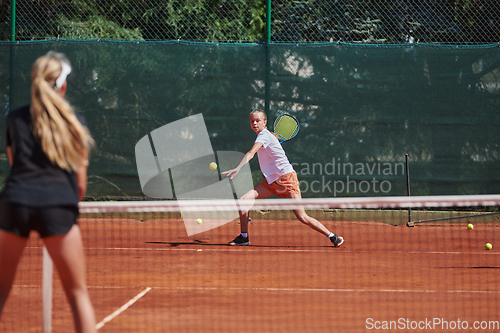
[{"x1": 1, "y1": 194, "x2": 499, "y2": 332}]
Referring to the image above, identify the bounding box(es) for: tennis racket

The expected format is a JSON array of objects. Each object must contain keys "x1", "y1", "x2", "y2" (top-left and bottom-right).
[{"x1": 273, "y1": 114, "x2": 299, "y2": 143}]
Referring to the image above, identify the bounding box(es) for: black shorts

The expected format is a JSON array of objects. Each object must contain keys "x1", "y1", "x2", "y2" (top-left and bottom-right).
[{"x1": 0, "y1": 200, "x2": 78, "y2": 238}]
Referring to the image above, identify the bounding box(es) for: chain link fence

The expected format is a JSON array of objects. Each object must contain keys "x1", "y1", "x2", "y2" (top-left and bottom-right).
[
  {"x1": 0, "y1": 0, "x2": 265, "y2": 42},
  {"x1": 271, "y1": 0, "x2": 500, "y2": 44},
  {"x1": 1, "y1": 0, "x2": 500, "y2": 44}
]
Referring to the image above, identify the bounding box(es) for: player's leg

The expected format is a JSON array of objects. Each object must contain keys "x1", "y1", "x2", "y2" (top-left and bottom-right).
[
  {"x1": 289, "y1": 192, "x2": 331, "y2": 235},
  {"x1": 0, "y1": 230, "x2": 28, "y2": 316},
  {"x1": 43, "y1": 225, "x2": 96, "y2": 333},
  {"x1": 289, "y1": 192, "x2": 344, "y2": 247},
  {"x1": 229, "y1": 182, "x2": 273, "y2": 245},
  {"x1": 239, "y1": 182, "x2": 273, "y2": 233}
]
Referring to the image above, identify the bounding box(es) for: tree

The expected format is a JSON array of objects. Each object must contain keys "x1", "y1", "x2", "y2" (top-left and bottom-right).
[
  {"x1": 270, "y1": 0, "x2": 500, "y2": 44},
  {"x1": 2, "y1": 0, "x2": 266, "y2": 42}
]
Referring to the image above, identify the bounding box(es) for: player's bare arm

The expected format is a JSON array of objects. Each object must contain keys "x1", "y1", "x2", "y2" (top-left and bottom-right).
[{"x1": 221, "y1": 142, "x2": 263, "y2": 179}]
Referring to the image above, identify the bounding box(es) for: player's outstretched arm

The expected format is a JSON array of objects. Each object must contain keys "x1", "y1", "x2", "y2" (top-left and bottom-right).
[{"x1": 221, "y1": 142, "x2": 262, "y2": 179}]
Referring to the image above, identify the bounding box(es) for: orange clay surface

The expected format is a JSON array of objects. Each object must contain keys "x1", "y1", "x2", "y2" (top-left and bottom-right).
[{"x1": 1, "y1": 217, "x2": 499, "y2": 332}]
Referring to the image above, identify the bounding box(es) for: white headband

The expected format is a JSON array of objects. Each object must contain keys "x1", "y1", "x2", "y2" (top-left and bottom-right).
[{"x1": 55, "y1": 61, "x2": 71, "y2": 88}]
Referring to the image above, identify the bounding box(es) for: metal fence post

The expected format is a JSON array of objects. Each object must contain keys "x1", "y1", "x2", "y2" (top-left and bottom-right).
[
  {"x1": 9, "y1": 0, "x2": 16, "y2": 115},
  {"x1": 265, "y1": 0, "x2": 271, "y2": 114},
  {"x1": 10, "y1": 0, "x2": 16, "y2": 41}
]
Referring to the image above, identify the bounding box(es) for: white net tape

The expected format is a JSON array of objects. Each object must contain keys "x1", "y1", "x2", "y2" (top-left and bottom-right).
[{"x1": 80, "y1": 194, "x2": 500, "y2": 213}]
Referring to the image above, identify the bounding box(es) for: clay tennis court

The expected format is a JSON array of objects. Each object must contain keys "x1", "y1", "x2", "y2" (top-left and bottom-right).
[{"x1": 1, "y1": 213, "x2": 499, "y2": 332}]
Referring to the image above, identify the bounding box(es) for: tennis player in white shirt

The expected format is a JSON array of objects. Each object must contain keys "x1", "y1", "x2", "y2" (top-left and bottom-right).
[{"x1": 222, "y1": 109, "x2": 344, "y2": 247}]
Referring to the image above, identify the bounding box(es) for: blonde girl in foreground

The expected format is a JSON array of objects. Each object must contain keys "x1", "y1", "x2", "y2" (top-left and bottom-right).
[{"x1": 0, "y1": 52, "x2": 96, "y2": 333}]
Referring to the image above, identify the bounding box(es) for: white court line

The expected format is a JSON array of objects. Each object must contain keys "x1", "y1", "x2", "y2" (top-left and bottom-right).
[
  {"x1": 83, "y1": 246, "x2": 500, "y2": 255},
  {"x1": 25, "y1": 245, "x2": 500, "y2": 255},
  {"x1": 96, "y1": 287, "x2": 152, "y2": 330},
  {"x1": 140, "y1": 286, "x2": 500, "y2": 295},
  {"x1": 12, "y1": 284, "x2": 500, "y2": 295}
]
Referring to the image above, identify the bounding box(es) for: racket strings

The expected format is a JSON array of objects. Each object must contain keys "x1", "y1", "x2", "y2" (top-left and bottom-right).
[{"x1": 274, "y1": 117, "x2": 298, "y2": 141}]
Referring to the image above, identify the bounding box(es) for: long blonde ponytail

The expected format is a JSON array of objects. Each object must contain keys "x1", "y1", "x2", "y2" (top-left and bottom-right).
[{"x1": 30, "y1": 52, "x2": 94, "y2": 172}]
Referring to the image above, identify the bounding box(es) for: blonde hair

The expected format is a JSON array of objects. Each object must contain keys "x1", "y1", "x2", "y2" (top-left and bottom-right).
[
  {"x1": 250, "y1": 109, "x2": 266, "y2": 121},
  {"x1": 250, "y1": 109, "x2": 280, "y2": 139},
  {"x1": 30, "y1": 51, "x2": 94, "y2": 172}
]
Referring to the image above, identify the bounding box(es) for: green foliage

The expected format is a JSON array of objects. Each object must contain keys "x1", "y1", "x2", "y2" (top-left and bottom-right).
[
  {"x1": 270, "y1": 0, "x2": 500, "y2": 44},
  {"x1": 453, "y1": 0, "x2": 500, "y2": 43},
  {"x1": 2, "y1": 0, "x2": 499, "y2": 43},
  {"x1": 0, "y1": 1, "x2": 10, "y2": 40},
  {"x1": 3, "y1": 0, "x2": 266, "y2": 42},
  {"x1": 56, "y1": 15, "x2": 144, "y2": 41}
]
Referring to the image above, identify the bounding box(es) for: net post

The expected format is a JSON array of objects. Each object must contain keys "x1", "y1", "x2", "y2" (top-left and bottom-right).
[{"x1": 42, "y1": 246, "x2": 53, "y2": 333}]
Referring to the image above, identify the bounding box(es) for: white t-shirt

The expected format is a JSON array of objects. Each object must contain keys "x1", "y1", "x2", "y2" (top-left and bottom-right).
[{"x1": 255, "y1": 129, "x2": 294, "y2": 184}]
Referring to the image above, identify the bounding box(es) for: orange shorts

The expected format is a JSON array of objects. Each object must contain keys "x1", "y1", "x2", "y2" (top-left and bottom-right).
[{"x1": 258, "y1": 172, "x2": 300, "y2": 198}]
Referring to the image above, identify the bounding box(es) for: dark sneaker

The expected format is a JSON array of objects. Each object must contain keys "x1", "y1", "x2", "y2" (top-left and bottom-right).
[
  {"x1": 229, "y1": 235, "x2": 249, "y2": 246},
  {"x1": 330, "y1": 234, "x2": 344, "y2": 247}
]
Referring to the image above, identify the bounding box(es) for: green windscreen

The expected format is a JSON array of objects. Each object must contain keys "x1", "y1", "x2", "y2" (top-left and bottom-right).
[{"x1": 0, "y1": 41, "x2": 499, "y2": 199}]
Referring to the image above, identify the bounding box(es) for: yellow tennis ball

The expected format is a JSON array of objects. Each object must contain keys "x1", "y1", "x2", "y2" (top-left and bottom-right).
[
  {"x1": 196, "y1": 218, "x2": 203, "y2": 225},
  {"x1": 209, "y1": 162, "x2": 217, "y2": 171},
  {"x1": 467, "y1": 223, "x2": 473, "y2": 230},
  {"x1": 485, "y1": 243, "x2": 492, "y2": 250}
]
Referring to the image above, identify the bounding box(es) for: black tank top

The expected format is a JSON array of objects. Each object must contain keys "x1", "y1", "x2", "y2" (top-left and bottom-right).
[{"x1": 0, "y1": 105, "x2": 87, "y2": 207}]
